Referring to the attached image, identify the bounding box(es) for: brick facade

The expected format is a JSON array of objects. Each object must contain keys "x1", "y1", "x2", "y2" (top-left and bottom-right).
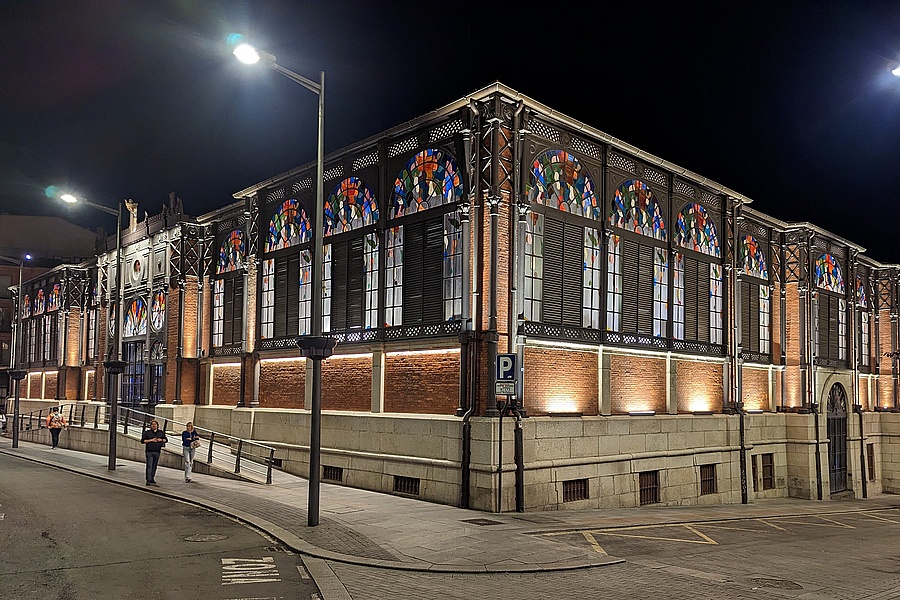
[
  {"x1": 676, "y1": 360, "x2": 724, "y2": 413},
  {"x1": 384, "y1": 351, "x2": 459, "y2": 414},
  {"x1": 258, "y1": 358, "x2": 307, "y2": 408},
  {"x1": 523, "y1": 346, "x2": 599, "y2": 415},
  {"x1": 609, "y1": 354, "x2": 666, "y2": 414}
]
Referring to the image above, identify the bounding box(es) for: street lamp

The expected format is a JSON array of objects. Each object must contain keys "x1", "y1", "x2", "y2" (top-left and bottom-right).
[
  {"x1": 1, "y1": 253, "x2": 31, "y2": 448},
  {"x1": 234, "y1": 42, "x2": 335, "y2": 527},
  {"x1": 60, "y1": 193, "x2": 126, "y2": 470}
]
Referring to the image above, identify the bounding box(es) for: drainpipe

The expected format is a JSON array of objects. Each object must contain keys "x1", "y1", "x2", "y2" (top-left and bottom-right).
[
  {"x1": 731, "y1": 200, "x2": 748, "y2": 502},
  {"x1": 511, "y1": 403, "x2": 525, "y2": 512},
  {"x1": 174, "y1": 276, "x2": 185, "y2": 405},
  {"x1": 779, "y1": 234, "x2": 787, "y2": 410},
  {"x1": 485, "y1": 98, "x2": 502, "y2": 419},
  {"x1": 849, "y1": 253, "x2": 867, "y2": 497},
  {"x1": 512, "y1": 102, "x2": 528, "y2": 409},
  {"x1": 806, "y1": 231, "x2": 823, "y2": 500},
  {"x1": 459, "y1": 100, "x2": 479, "y2": 509},
  {"x1": 738, "y1": 401, "x2": 748, "y2": 503}
]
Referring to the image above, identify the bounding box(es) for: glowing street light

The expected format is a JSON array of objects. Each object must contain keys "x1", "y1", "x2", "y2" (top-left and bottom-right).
[{"x1": 233, "y1": 40, "x2": 335, "y2": 527}]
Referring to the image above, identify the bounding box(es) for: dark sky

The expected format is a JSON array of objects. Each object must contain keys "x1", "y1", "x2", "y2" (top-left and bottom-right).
[{"x1": 3, "y1": 1, "x2": 900, "y2": 261}]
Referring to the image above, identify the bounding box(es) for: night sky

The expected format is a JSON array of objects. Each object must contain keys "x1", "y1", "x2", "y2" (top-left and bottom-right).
[{"x1": 3, "y1": 1, "x2": 900, "y2": 261}]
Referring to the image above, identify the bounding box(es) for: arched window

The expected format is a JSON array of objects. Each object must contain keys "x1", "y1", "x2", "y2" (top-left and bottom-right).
[
  {"x1": 150, "y1": 290, "x2": 166, "y2": 332},
  {"x1": 857, "y1": 274, "x2": 870, "y2": 368},
  {"x1": 737, "y1": 234, "x2": 770, "y2": 356},
  {"x1": 816, "y1": 253, "x2": 846, "y2": 363},
  {"x1": 48, "y1": 284, "x2": 61, "y2": 312},
  {"x1": 740, "y1": 235, "x2": 768, "y2": 279},
  {"x1": 672, "y1": 204, "x2": 723, "y2": 347},
  {"x1": 265, "y1": 198, "x2": 311, "y2": 252},
  {"x1": 384, "y1": 149, "x2": 464, "y2": 327},
  {"x1": 675, "y1": 203, "x2": 719, "y2": 257},
  {"x1": 322, "y1": 177, "x2": 380, "y2": 332},
  {"x1": 522, "y1": 150, "x2": 601, "y2": 328},
  {"x1": 529, "y1": 150, "x2": 600, "y2": 219},
  {"x1": 607, "y1": 180, "x2": 668, "y2": 338},
  {"x1": 213, "y1": 228, "x2": 245, "y2": 348}
]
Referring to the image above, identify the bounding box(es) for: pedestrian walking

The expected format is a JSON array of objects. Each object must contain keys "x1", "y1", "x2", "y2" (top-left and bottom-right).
[
  {"x1": 140, "y1": 420, "x2": 168, "y2": 485},
  {"x1": 181, "y1": 421, "x2": 200, "y2": 482},
  {"x1": 45, "y1": 408, "x2": 67, "y2": 449}
]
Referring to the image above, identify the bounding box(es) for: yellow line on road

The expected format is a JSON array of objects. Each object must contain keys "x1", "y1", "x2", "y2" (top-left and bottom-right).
[
  {"x1": 861, "y1": 512, "x2": 900, "y2": 524},
  {"x1": 757, "y1": 519, "x2": 786, "y2": 531},
  {"x1": 581, "y1": 531, "x2": 608, "y2": 555}
]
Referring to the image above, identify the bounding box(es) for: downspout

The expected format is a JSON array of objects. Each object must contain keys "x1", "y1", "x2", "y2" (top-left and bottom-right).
[
  {"x1": 874, "y1": 286, "x2": 881, "y2": 409},
  {"x1": 733, "y1": 201, "x2": 747, "y2": 504},
  {"x1": 892, "y1": 272, "x2": 899, "y2": 409},
  {"x1": 174, "y1": 275, "x2": 185, "y2": 405},
  {"x1": 459, "y1": 100, "x2": 479, "y2": 509},
  {"x1": 780, "y1": 236, "x2": 787, "y2": 410},
  {"x1": 486, "y1": 100, "x2": 504, "y2": 509},
  {"x1": 807, "y1": 231, "x2": 823, "y2": 500},
  {"x1": 196, "y1": 237, "x2": 204, "y2": 405},
  {"x1": 511, "y1": 100, "x2": 526, "y2": 513}
]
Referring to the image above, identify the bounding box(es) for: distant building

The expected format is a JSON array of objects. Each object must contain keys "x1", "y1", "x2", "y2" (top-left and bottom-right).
[{"x1": 12, "y1": 83, "x2": 900, "y2": 511}]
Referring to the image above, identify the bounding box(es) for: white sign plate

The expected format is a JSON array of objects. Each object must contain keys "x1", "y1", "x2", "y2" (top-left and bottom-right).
[{"x1": 495, "y1": 381, "x2": 516, "y2": 395}]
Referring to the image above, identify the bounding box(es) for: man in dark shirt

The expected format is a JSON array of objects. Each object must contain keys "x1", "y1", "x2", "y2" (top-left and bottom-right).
[{"x1": 140, "y1": 420, "x2": 168, "y2": 485}]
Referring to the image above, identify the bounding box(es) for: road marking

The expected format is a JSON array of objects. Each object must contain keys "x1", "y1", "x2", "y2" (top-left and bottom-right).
[
  {"x1": 581, "y1": 531, "x2": 607, "y2": 555},
  {"x1": 861, "y1": 512, "x2": 900, "y2": 524},
  {"x1": 773, "y1": 516, "x2": 854, "y2": 529},
  {"x1": 0, "y1": 513, "x2": 5, "y2": 521},
  {"x1": 297, "y1": 565, "x2": 309, "y2": 579},
  {"x1": 757, "y1": 519, "x2": 787, "y2": 531},
  {"x1": 221, "y1": 557, "x2": 281, "y2": 586}
]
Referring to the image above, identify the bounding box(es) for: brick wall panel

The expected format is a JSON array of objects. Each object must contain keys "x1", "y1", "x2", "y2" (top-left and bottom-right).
[
  {"x1": 259, "y1": 359, "x2": 307, "y2": 408},
  {"x1": 675, "y1": 360, "x2": 723, "y2": 413},
  {"x1": 523, "y1": 347, "x2": 598, "y2": 415},
  {"x1": 211, "y1": 364, "x2": 241, "y2": 405},
  {"x1": 610, "y1": 354, "x2": 665, "y2": 414},
  {"x1": 323, "y1": 356, "x2": 372, "y2": 411},
  {"x1": 742, "y1": 367, "x2": 769, "y2": 411},
  {"x1": 384, "y1": 352, "x2": 458, "y2": 414}
]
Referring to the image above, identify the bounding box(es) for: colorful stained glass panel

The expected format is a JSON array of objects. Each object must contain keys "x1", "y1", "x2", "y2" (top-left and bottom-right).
[
  {"x1": 326, "y1": 177, "x2": 379, "y2": 236},
  {"x1": 33, "y1": 289, "x2": 45, "y2": 315},
  {"x1": 856, "y1": 275, "x2": 867, "y2": 307},
  {"x1": 390, "y1": 149, "x2": 462, "y2": 218},
  {"x1": 124, "y1": 297, "x2": 148, "y2": 337},
  {"x1": 150, "y1": 290, "x2": 165, "y2": 331},
  {"x1": 265, "y1": 199, "x2": 311, "y2": 252},
  {"x1": 609, "y1": 180, "x2": 667, "y2": 240},
  {"x1": 217, "y1": 230, "x2": 245, "y2": 274},
  {"x1": 528, "y1": 150, "x2": 600, "y2": 220},
  {"x1": 675, "y1": 203, "x2": 720, "y2": 257},
  {"x1": 48, "y1": 284, "x2": 61, "y2": 311},
  {"x1": 815, "y1": 253, "x2": 844, "y2": 294},
  {"x1": 740, "y1": 235, "x2": 768, "y2": 280}
]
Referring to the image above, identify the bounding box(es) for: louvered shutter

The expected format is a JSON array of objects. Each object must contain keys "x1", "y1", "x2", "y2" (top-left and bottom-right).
[
  {"x1": 403, "y1": 221, "x2": 425, "y2": 323},
  {"x1": 748, "y1": 282, "x2": 760, "y2": 351},
  {"x1": 740, "y1": 281, "x2": 751, "y2": 350},
  {"x1": 562, "y1": 223, "x2": 582, "y2": 327},
  {"x1": 698, "y1": 264, "x2": 711, "y2": 343},
  {"x1": 332, "y1": 241, "x2": 348, "y2": 331},
  {"x1": 621, "y1": 238, "x2": 639, "y2": 333},
  {"x1": 684, "y1": 256, "x2": 699, "y2": 341},
  {"x1": 637, "y1": 244, "x2": 654, "y2": 335},
  {"x1": 542, "y1": 217, "x2": 565, "y2": 325},
  {"x1": 347, "y1": 237, "x2": 364, "y2": 328},
  {"x1": 828, "y1": 296, "x2": 839, "y2": 359},
  {"x1": 286, "y1": 255, "x2": 300, "y2": 335},
  {"x1": 274, "y1": 257, "x2": 289, "y2": 338},
  {"x1": 223, "y1": 278, "x2": 235, "y2": 344},
  {"x1": 423, "y1": 217, "x2": 444, "y2": 323}
]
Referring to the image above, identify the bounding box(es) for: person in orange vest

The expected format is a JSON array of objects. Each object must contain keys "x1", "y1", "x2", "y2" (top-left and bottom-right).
[{"x1": 46, "y1": 408, "x2": 67, "y2": 449}]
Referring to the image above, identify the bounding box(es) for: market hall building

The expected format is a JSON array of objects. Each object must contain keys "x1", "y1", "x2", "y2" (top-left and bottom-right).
[{"x1": 9, "y1": 82, "x2": 900, "y2": 511}]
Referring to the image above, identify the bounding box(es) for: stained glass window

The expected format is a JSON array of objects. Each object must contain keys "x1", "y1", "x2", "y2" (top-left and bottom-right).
[
  {"x1": 150, "y1": 290, "x2": 165, "y2": 332},
  {"x1": 606, "y1": 234, "x2": 622, "y2": 331},
  {"x1": 323, "y1": 244, "x2": 332, "y2": 333},
  {"x1": 298, "y1": 250, "x2": 312, "y2": 335},
  {"x1": 610, "y1": 180, "x2": 667, "y2": 240},
  {"x1": 325, "y1": 177, "x2": 379, "y2": 236},
  {"x1": 675, "y1": 203, "x2": 720, "y2": 257},
  {"x1": 653, "y1": 248, "x2": 668, "y2": 337},
  {"x1": 212, "y1": 280, "x2": 223, "y2": 346},
  {"x1": 384, "y1": 227, "x2": 403, "y2": 327},
  {"x1": 22, "y1": 294, "x2": 30, "y2": 319},
  {"x1": 673, "y1": 255, "x2": 685, "y2": 340},
  {"x1": 390, "y1": 149, "x2": 463, "y2": 218},
  {"x1": 838, "y1": 299, "x2": 846, "y2": 360},
  {"x1": 33, "y1": 289, "x2": 45, "y2": 315},
  {"x1": 861, "y1": 312, "x2": 870, "y2": 367},
  {"x1": 760, "y1": 286, "x2": 770, "y2": 354},
  {"x1": 856, "y1": 275, "x2": 867, "y2": 307},
  {"x1": 266, "y1": 199, "x2": 311, "y2": 252},
  {"x1": 444, "y1": 212, "x2": 463, "y2": 321},
  {"x1": 260, "y1": 259, "x2": 275, "y2": 339},
  {"x1": 108, "y1": 304, "x2": 116, "y2": 336},
  {"x1": 365, "y1": 233, "x2": 380, "y2": 328},
  {"x1": 217, "y1": 230, "x2": 245, "y2": 274},
  {"x1": 524, "y1": 213, "x2": 543, "y2": 322},
  {"x1": 710, "y1": 264, "x2": 723, "y2": 345},
  {"x1": 48, "y1": 284, "x2": 61, "y2": 312},
  {"x1": 583, "y1": 228, "x2": 602, "y2": 328},
  {"x1": 740, "y1": 235, "x2": 768, "y2": 279},
  {"x1": 124, "y1": 297, "x2": 148, "y2": 338},
  {"x1": 815, "y1": 253, "x2": 844, "y2": 294},
  {"x1": 527, "y1": 150, "x2": 600, "y2": 219}
]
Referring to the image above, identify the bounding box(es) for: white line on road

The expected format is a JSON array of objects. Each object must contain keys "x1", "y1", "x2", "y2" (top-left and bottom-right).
[{"x1": 297, "y1": 565, "x2": 309, "y2": 579}]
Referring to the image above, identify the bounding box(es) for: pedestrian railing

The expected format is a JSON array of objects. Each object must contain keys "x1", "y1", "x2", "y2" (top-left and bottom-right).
[{"x1": 4, "y1": 403, "x2": 276, "y2": 485}]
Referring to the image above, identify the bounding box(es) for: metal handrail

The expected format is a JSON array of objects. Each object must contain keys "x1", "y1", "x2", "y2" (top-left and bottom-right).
[{"x1": 5, "y1": 403, "x2": 276, "y2": 484}]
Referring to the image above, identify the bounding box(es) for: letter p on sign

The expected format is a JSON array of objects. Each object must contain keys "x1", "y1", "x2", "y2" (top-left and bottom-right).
[{"x1": 496, "y1": 354, "x2": 516, "y2": 381}]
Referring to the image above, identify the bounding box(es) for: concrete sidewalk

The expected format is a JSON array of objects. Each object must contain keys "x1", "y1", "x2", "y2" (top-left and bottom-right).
[{"x1": 3, "y1": 437, "x2": 899, "y2": 596}]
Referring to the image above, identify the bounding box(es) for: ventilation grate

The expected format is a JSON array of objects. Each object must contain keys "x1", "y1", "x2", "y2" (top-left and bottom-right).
[
  {"x1": 393, "y1": 475, "x2": 420, "y2": 495},
  {"x1": 563, "y1": 479, "x2": 589, "y2": 502},
  {"x1": 322, "y1": 465, "x2": 343, "y2": 482}
]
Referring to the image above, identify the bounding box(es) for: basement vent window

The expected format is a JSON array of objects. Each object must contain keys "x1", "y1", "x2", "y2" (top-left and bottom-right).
[
  {"x1": 867, "y1": 443, "x2": 876, "y2": 481},
  {"x1": 394, "y1": 475, "x2": 420, "y2": 496},
  {"x1": 639, "y1": 470, "x2": 660, "y2": 505},
  {"x1": 269, "y1": 457, "x2": 283, "y2": 468},
  {"x1": 700, "y1": 464, "x2": 717, "y2": 495},
  {"x1": 322, "y1": 465, "x2": 343, "y2": 482},
  {"x1": 761, "y1": 453, "x2": 775, "y2": 490},
  {"x1": 563, "y1": 479, "x2": 589, "y2": 502}
]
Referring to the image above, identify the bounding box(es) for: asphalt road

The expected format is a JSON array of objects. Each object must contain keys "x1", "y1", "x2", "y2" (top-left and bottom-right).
[{"x1": 0, "y1": 453, "x2": 320, "y2": 600}]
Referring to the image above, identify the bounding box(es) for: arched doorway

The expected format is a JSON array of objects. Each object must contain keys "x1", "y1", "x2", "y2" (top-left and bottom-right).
[{"x1": 826, "y1": 383, "x2": 848, "y2": 494}]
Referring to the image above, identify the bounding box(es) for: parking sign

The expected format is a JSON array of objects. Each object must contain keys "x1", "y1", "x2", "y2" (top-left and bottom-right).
[{"x1": 496, "y1": 354, "x2": 516, "y2": 382}]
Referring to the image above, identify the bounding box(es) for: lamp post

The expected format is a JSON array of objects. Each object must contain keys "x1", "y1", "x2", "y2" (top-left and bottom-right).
[
  {"x1": 60, "y1": 194, "x2": 126, "y2": 470},
  {"x1": 234, "y1": 43, "x2": 335, "y2": 526},
  {"x1": 1, "y1": 253, "x2": 30, "y2": 448}
]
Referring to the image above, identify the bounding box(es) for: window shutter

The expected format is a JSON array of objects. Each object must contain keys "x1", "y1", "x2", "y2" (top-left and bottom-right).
[
  {"x1": 740, "y1": 281, "x2": 751, "y2": 350},
  {"x1": 698, "y1": 262, "x2": 711, "y2": 343},
  {"x1": 347, "y1": 237, "x2": 364, "y2": 328},
  {"x1": 828, "y1": 296, "x2": 839, "y2": 359},
  {"x1": 286, "y1": 254, "x2": 300, "y2": 335},
  {"x1": 403, "y1": 221, "x2": 425, "y2": 323},
  {"x1": 621, "y1": 238, "x2": 639, "y2": 333},
  {"x1": 684, "y1": 256, "x2": 699, "y2": 341},
  {"x1": 637, "y1": 244, "x2": 654, "y2": 335},
  {"x1": 274, "y1": 257, "x2": 289, "y2": 338},
  {"x1": 223, "y1": 278, "x2": 234, "y2": 344},
  {"x1": 542, "y1": 217, "x2": 565, "y2": 325},
  {"x1": 332, "y1": 241, "x2": 348, "y2": 331},
  {"x1": 748, "y1": 282, "x2": 759, "y2": 351},
  {"x1": 423, "y1": 217, "x2": 444, "y2": 323},
  {"x1": 562, "y1": 223, "x2": 582, "y2": 327}
]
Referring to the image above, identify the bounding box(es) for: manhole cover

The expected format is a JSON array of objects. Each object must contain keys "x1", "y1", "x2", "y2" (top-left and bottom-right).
[
  {"x1": 461, "y1": 518, "x2": 504, "y2": 526},
  {"x1": 750, "y1": 578, "x2": 803, "y2": 590},
  {"x1": 184, "y1": 534, "x2": 228, "y2": 542}
]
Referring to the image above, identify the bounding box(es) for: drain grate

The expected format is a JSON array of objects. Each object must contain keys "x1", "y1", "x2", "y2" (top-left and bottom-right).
[
  {"x1": 184, "y1": 534, "x2": 228, "y2": 542},
  {"x1": 461, "y1": 518, "x2": 504, "y2": 526},
  {"x1": 750, "y1": 578, "x2": 803, "y2": 590}
]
